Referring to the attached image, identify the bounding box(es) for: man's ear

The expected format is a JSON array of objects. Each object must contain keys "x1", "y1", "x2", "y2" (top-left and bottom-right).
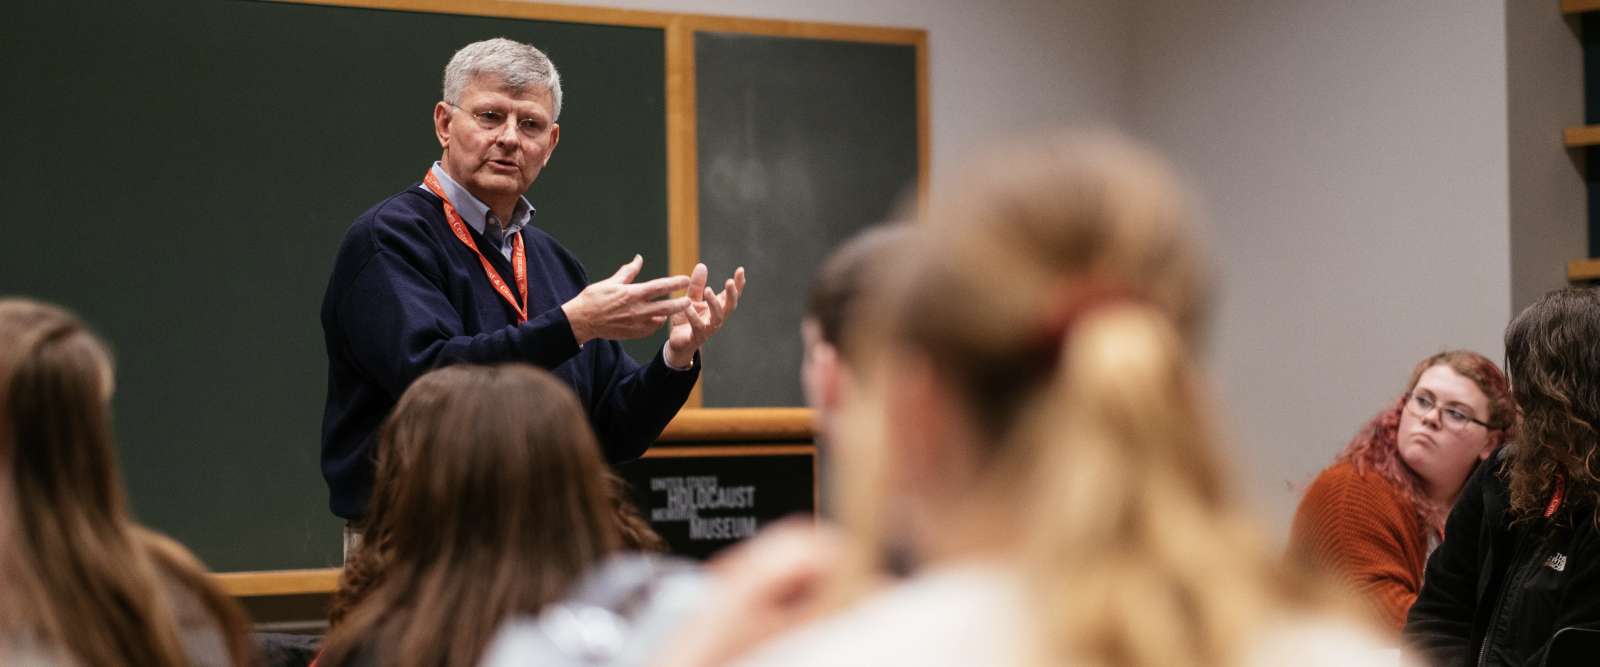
[
  {"x1": 434, "y1": 102, "x2": 453, "y2": 150},
  {"x1": 542, "y1": 123, "x2": 560, "y2": 167}
]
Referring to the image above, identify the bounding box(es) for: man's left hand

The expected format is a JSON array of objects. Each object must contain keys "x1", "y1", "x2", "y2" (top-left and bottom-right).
[{"x1": 664, "y1": 263, "x2": 745, "y2": 369}]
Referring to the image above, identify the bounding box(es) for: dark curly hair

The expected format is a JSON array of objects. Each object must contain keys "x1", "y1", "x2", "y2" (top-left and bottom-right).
[
  {"x1": 1337, "y1": 350, "x2": 1514, "y2": 534},
  {"x1": 1504, "y1": 287, "x2": 1600, "y2": 522}
]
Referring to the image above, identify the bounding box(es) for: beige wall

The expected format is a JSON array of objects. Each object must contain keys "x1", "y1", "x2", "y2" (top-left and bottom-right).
[
  {"x1": 527, "y1": 0, "x2": 1584, "y2": 536},
  {"x1": 524, "y1": 0, "x2": 1138, "y2": 188},
  {"x1": 1129, "y1": 0, "x2": 1530, "y2": 532}
]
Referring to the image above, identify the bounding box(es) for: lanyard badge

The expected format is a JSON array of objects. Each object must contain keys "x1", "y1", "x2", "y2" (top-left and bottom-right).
[{"x1": 423, "y1": 170, "x2": 529, "y2": 323}]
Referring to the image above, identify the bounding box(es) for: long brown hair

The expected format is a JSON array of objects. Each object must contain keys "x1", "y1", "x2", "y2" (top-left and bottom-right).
[
  {"x1": 1503, "y1": 286, "x2": 1600, "y2": 522},
  {"x1": 1337, "y1": 350, "x2": 1513, "y2": 533},
  {"x1": 606, "y1": 471, "x2": 667, "y2": 553},
  {"x1": 327, "y1": 364, "x2": 464, "y2": 630},
  {"x1": 319, "y1": 364, "x2": 620, "y2": 667},
  {"x1": 0, "y1": 298, "x2": 253, "y2": 666},
  {"x1": 838, "y1": 131, "x2": 1337, "y2": 666}
]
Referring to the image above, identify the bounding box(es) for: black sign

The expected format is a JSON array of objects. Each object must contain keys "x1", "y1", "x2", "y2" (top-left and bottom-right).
[{"x1": 615, "y1": 452, "x2": 814, "y2": 560}]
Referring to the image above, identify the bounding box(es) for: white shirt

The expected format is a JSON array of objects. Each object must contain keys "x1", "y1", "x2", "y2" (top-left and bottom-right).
[{"x1": 732, "y1": 565, "x2": 1412, "y2": 667}]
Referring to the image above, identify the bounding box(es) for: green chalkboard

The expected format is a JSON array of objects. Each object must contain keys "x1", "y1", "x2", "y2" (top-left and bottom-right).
[
  {"x1": 693, "y1": 32, "x2": 919, "y2": 407},
  {"x1": 0, "y1": 1, "x2": 668, "y2": 570}
]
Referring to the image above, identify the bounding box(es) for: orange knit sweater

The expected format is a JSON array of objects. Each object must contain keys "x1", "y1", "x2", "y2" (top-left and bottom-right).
[{"x1": 1288, "y1": 462, "x2": 1430, "y2": 632}]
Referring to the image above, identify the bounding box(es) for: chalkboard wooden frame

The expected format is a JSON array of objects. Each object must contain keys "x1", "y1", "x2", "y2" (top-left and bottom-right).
[
  {"x1": 202, "y1": 0, "x2": 924, "y2": 591},
  {"x1": 266, "y1": 0, "x2": 928, "y2": 409},
  {"x1": 214, "y1": 410, "x2": 818, "y2": 599}
]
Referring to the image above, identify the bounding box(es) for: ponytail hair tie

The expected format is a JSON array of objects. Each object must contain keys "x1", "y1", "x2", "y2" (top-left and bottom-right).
[{"x1": 1034, "y1": 284, "x2": 1141, "y2": 354}]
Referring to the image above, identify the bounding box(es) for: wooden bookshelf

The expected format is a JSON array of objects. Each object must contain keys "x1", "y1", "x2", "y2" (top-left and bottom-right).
[
  {"x1": 1563, "y1": 0, "x2": 1600, "y2": 15},
  {"x1": 1571, "y1": 259, "x2": 1600, "y2": 282},
  {"x1": 1565, "y1": 125, "x2": 1600, "y2": 147}
]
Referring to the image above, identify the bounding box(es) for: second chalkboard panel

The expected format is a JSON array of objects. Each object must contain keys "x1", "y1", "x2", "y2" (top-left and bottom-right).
[{"x1": 694, "y1": 32, "x2": 919, "y2": 407}]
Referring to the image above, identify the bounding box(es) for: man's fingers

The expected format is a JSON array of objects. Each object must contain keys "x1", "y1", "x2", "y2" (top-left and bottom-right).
[
  {"x1": 684, "y1": 298, "x2": 710, "y2": 338},
  {"x1": 642, "y1": 296, "x2": 692, "y2": 318},
  {"x1": 723, "y1": 270, "x2": 744, "y2": 313},
  {"x1": 631, "y1": 275, "x2": 691, "y2": 299},
  {"x1": 717, "y1": 279, "x2": 737, "y2": 313},
  {"x1": 609, "y1": 254, "x2": 644, "y2": 284},
  {"x1": 704, "y1": 285, "x2": 725, "y2": 327},
  {"x1": 689, "y1": 262, "x2": 709, "y2": 301}
]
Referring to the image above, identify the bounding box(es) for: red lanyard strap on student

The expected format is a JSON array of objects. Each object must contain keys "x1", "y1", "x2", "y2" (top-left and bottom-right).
[
  {"x1": 423, "y1": 170, "x2": 528, "y2": 323},
  {"x1": 1545, "y1": 473, "x2": 1567, "y2": 519}
]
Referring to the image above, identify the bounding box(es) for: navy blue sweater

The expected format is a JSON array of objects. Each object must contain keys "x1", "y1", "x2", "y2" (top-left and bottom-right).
[{"x1": 320, "y1": 184, "x2": 697, "y2": 520}]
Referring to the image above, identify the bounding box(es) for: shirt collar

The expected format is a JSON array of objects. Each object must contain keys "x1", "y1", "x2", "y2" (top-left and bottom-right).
[{"x1": 426, "y1": 162, "x2": 534, "y2": 237}]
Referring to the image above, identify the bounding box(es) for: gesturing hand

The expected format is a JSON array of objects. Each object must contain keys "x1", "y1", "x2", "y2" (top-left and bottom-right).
[
  {"x1": 562, "y1": 255, "x2": 691, "y2": 345},
  {"x1": 664, "y1": 263, "x2": 746, "y2": 368}
]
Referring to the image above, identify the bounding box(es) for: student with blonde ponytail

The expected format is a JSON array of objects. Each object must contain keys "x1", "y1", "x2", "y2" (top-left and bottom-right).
[
  {"x1": 0, "y1": 298, "x2": 254, "y2": 666},
  {"x1": 657, "y1": 131, "x2": 1405, "y2": 667}
]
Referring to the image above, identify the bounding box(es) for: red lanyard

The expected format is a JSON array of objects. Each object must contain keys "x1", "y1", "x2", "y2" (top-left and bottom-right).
[
  {"x1": 1545, "y1": 473, "x2": 1567, "y2": 519},
  {"x1": 423, "y1": 170, "x2": 528, "y2": 323}
]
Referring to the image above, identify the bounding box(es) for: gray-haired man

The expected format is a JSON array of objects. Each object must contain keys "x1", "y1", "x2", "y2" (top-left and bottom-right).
[{"x1": 319, "y1": 38, "x2": 745, "y2": 528}]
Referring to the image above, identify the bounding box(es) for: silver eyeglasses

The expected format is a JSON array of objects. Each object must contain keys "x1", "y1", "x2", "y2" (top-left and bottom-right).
[
  {"x1": 1405, "y1": 391, "x2": 1493, "y2": 431},
  {"x1": 447, "y1": 102, "x2": 551, "y2": 139}
]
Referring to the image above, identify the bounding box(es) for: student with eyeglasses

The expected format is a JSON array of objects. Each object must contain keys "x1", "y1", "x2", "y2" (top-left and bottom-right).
[
  {"x1": 1289, "y1": 350, "x2": 1513, "y2": 633},
  {"x1": 1405, "y1": 287, "x2": 1600, "y2": 666}
]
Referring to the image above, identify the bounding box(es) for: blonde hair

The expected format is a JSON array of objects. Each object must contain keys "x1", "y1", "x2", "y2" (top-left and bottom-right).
[{"x1": 835, "y1": 131, "x2": 1327, "y2": 666}]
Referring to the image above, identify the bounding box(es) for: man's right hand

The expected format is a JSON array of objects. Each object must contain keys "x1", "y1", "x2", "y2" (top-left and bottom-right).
[{"x1": 562, "y1": 255, "x2": 691, "y2": 346}]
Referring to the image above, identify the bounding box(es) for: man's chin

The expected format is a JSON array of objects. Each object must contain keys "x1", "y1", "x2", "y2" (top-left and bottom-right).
[{"x1": 471, "y1": 175, "x2": 529, "y2": 198}]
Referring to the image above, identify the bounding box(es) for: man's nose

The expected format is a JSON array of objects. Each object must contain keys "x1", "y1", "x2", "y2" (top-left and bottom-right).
[{"x1": 495, "y1": 121, "x2": 521, "y2": 146}]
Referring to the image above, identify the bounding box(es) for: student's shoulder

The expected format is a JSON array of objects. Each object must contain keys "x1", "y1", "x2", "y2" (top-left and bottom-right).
[
  {"x1": 1305, "y1": 462, "x2": 1403, "y2": 506},
  {"x1": 734, "y1": 567, "x2": 1022, "y2": 667},
  {"x1": 1248, "y1": 616, "x2": 1415, "y2": 667},
  {"x1": 1294, "y1": 462, "x2": 1416, "y2": 540}
]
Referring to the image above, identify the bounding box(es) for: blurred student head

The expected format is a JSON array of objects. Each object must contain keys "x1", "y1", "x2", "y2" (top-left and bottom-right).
[
  {"x1": 655, "y1": 131, "x2": 1408, "y2": 667},
  {"x1": 320, "y1": 363, "x2": 620, "y2": 667},
  {"x1": 802, "y1": 224, "x2": 911, "y2": 519},
  {"x1": 837, "y1": 130, "x2": 1211, "y2": 565},
  {"x1": 1503, "y1": 286, "x2": 1600, "y2": 521},
  {"x1": 802, "y1": 224, "x2": 911, "y2": 432},
  {"x1": 0, "y1": 297, "x2": 252, "y2": 666},
  {"x1": 830, "y1": 130, "x2": 1350, "y2": 665}
]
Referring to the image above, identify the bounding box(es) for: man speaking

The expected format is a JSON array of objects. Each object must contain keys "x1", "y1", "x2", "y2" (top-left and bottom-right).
[{"x1": 319, "y1": 37, "x2": 744, "y2": 525}]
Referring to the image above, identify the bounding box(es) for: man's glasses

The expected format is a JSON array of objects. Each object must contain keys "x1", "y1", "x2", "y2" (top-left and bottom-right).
[
  {"x1": 1405, "y1": 391, "x2": 1494, "y2": 432},
  {"x1": 448, "y1": 102, "x2": 550, "y2": 140}
]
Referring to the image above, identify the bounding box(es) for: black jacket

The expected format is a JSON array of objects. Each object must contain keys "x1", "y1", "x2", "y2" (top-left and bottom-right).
[{"x1": 1402, "y1": 449, "x2": 1600, "y2": 666}]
